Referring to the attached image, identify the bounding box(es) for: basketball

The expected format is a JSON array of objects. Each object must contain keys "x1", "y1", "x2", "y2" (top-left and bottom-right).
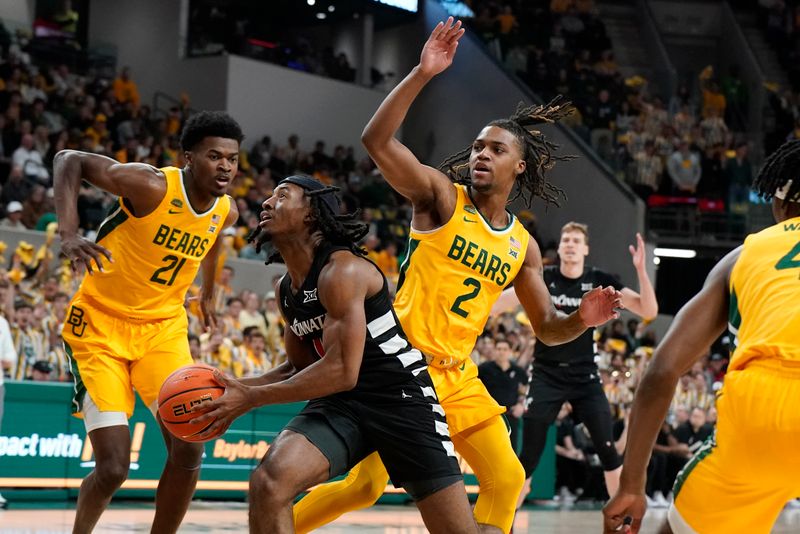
[{"x1": 158, "y1": 363, "x2": 226, "y2": 442}]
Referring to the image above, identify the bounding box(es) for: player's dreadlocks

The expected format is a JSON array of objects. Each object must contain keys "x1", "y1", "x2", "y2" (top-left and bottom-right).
[
  {"x1": 247, "y1": 183, "x2": 369, "y2": 265},
  {"x1": 438, "y1": 96, "x2": 576, "y2": 207},
  {"x1": 753, "y1": 139, "x2": 800, "y2": 203}
]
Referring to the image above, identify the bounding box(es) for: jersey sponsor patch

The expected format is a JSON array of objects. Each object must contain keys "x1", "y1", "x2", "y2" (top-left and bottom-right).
[
  {"x1": 170, "y1": 198, "x2": 183, "y2": 208},
  {"x1": 581, "y1": 283, "x2": 593, "y2": 291},
  {"x1": 303, "y1": 288, "x2": 318, "y2": 303},
  {"x1": 463, "y1": 204, "x2": 477, "y2": 214}
]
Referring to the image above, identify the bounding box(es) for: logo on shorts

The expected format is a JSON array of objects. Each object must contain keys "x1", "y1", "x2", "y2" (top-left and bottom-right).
[{"x1": 67, "y1": 306, "x2": 87, "y2": 337}]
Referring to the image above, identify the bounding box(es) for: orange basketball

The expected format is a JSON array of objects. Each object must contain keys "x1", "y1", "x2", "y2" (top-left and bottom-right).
[{"x1": 158, "y1": 363, "x2": 226, "y2": 442}]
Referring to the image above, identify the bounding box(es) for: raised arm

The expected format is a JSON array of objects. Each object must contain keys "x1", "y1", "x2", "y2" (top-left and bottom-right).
[
  {"x1": 198, "y1": 201, "x2": 239, "y2": 331},
  {"x1": 361, "y1": 18, "x2": 464, "y2": 213},
  {"x1": 602, "y1": 247, "x2": 739, "y2": 534},
  {"x1": 53, "y1": 150, "x2": 166, "y2": 273},
  {"x1": 513, "y1": 238, "x2": 622, "y2": 345},
  {"x1": 619, "y1": 233, "x2": 658, "y2": 320}
]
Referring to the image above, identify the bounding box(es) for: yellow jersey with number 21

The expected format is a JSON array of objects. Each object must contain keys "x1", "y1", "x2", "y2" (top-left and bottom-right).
[{"x1": 77, "y1": 166, "x2": 231, "y2": 322}]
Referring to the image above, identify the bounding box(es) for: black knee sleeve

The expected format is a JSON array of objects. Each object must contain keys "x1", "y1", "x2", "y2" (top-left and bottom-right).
[{"x1": 596, "y1": 439, "x2": 623, "y2": 471}]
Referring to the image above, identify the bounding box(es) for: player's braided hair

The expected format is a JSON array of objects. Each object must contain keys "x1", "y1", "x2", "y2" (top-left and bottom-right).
[
  {"x1": 753, "y1": 139, "x2": 800, "y2": 203},
  {"x1": 438, "y1": 96, "x2": 576, "y2": 207},
  {"x1": 247, "y1": 185, "x2": 369, "y2": 265}
]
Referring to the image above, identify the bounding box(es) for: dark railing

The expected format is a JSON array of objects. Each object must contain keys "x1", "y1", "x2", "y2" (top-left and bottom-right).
[
  {"x1": 647, "y1": 203, "x2": 774, "y2": 247},
  {"x1": 152, "y1": 91, "x2": 197, "y2": 121},
  {"x1": 637, "y1": 0, "x2": 678, "y2": 100}
]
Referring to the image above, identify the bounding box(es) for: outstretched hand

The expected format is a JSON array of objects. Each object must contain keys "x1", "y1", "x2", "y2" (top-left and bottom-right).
[
  {"x1": 579, "y1": 286, "x2": 623, "y2": 327},
  {"x1": 189, "y1": 371, "x2": 253, "y2": 440},
  {"x1": 419, "y1": 17, "x2": 465, "y2": 77},
  {"x1": 628, "y1": 233, "x2": 647, "y2": 272},
  {"x1": 602, "y1": 491, "x2": 647, "y2": 533},
  {"x1": 60, "y1": 234, "x2": 113, "y2": 275}
]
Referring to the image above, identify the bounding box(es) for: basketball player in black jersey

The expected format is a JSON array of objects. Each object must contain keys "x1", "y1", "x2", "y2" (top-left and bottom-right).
[
  {"x1": 499, "y1": 221, "x2": 657, "y2": 506},
  {"x1": 190, "y1": 175, "x2": 477, "y2": 534}
]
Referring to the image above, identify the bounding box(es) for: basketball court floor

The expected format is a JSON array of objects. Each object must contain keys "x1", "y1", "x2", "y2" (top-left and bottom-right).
[{"x1": 2, "y1": 502, "x2": 800, "y2": 533}]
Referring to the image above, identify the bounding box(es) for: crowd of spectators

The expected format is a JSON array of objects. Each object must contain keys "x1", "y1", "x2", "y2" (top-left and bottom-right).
[{"x1": 465, "y1": 1, "x2": 757, "y2": 217}]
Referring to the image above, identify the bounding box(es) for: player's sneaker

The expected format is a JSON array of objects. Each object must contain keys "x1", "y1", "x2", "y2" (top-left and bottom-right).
[{"x1": 0, "y1": 492, "x2": 7, "y2": 508}]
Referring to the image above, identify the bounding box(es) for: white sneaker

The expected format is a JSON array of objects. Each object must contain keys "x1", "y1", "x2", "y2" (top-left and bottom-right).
[
  {"x1": 654, "y1": 491, "x2": 670, "y2": 508},
  {"x1": 0, "y1": 492, "x2": 6, "y2": 507},
  {"x1": 558, "y1": 486, "x2": 576, "y2": 504}
]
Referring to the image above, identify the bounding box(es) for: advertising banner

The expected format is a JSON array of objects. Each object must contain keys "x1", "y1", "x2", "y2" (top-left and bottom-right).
[{"x1": 0, "y1": 382, "x2": 554, "y2": 501}]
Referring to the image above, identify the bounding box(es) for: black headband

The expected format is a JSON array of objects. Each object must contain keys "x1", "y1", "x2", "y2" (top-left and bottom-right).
[{"x1": 279, "y1": 175, "x2": 340, "y2": 215}]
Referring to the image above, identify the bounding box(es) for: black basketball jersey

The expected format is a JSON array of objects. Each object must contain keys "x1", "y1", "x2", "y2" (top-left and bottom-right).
[
  {"x1": 279, "y1": 243, "x2": 428, "y2": 395},
  {"x1": 534, "y1": 265, "x2": 624, "y2": 365}
]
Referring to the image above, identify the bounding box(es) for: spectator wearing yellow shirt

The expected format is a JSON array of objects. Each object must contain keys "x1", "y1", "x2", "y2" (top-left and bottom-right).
[
  {"x1": 237, "y1": 326, "x2": 271, "y2": 377},
  {"x1": 496, "y1": 6, "x2": 518, "y2": 35},
  {"x1": 214, "y1": 265, "x2": 236, "y2": 315},
  {"x1": 551, "y1": 0, "x2": 574, "y2": 14},
  {"x1": 203, "y1": 331, "x2": 237, "y2": 376},
  {"x1": 262, "y1": 291, "x2": 284, "y2": 360},
  {"x1": 699, "y1": 67, "x2": 726, "y2": 119},
  {"x1": 372, "y1": 240, "x2": 399, "y2": 282},
  {"x1": 112, "y1": 67, "x2": 140, "y2": 107},
  {"x1": 84, "y1": 114, "x2": 109, "y2": 149},
  {"x1": 220, "y1": 296, "x2": 243, "y2": 338},
  {"x1": 114, "y1": 138, "x2": 140, "y2": 163},
  {"x1": 238, "y1": 291, "x2": 268, "y2": 339}
]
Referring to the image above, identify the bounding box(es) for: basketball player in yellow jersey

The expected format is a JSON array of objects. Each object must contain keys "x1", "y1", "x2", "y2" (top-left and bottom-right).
[
  {"x1": 54, "y1": 111, "x2": 242, "y2": 534},
  {"x1": 294, "y1": 18, "x2": 623, "y2": 534},
  {"x1": 604, "y1": 138, "x2": 800, "y2": 534}
]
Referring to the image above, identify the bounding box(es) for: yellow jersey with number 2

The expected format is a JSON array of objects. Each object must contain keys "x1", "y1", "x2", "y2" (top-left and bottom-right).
[
  {"x1": 77, "y1": 166, "x2": 231, "y2": 321},
  {"x1": 394, "y1": 183, "x2": 530, "y2": 368}
]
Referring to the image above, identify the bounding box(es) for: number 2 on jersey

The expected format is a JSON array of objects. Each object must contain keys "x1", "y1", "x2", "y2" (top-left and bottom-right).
[
  {"x1": 775, "y1": 241, "x2": 800, "y2": 271},
  {"x1": 450, "y1": 277, "x2": 481, "y2": 318},
  {"x1": 150, "y1": 254, "x2": 187, "y2": 286}
]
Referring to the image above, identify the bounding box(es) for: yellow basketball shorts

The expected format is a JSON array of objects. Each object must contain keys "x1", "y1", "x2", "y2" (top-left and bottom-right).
[
  {"x1": 62, "y1": 294, "x2": 193, "y2": 419},
  {"x1": 429, "y1": 357, "x2": 505, "y2": 436},
  {"x1": 670, "y1": 360, "x2": 800, "y2": 534}
]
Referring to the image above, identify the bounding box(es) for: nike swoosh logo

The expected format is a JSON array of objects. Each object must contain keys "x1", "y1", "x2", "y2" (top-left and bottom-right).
[
  {"x1": 168, "y1": 209, "x2": 182, "y2": 214},
  {"x1": 463, "y1": 217, "x2": 478, "y2": 223},
  {"x1": 459, "y1": 362, "x2": 466, "y2": 371}
]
